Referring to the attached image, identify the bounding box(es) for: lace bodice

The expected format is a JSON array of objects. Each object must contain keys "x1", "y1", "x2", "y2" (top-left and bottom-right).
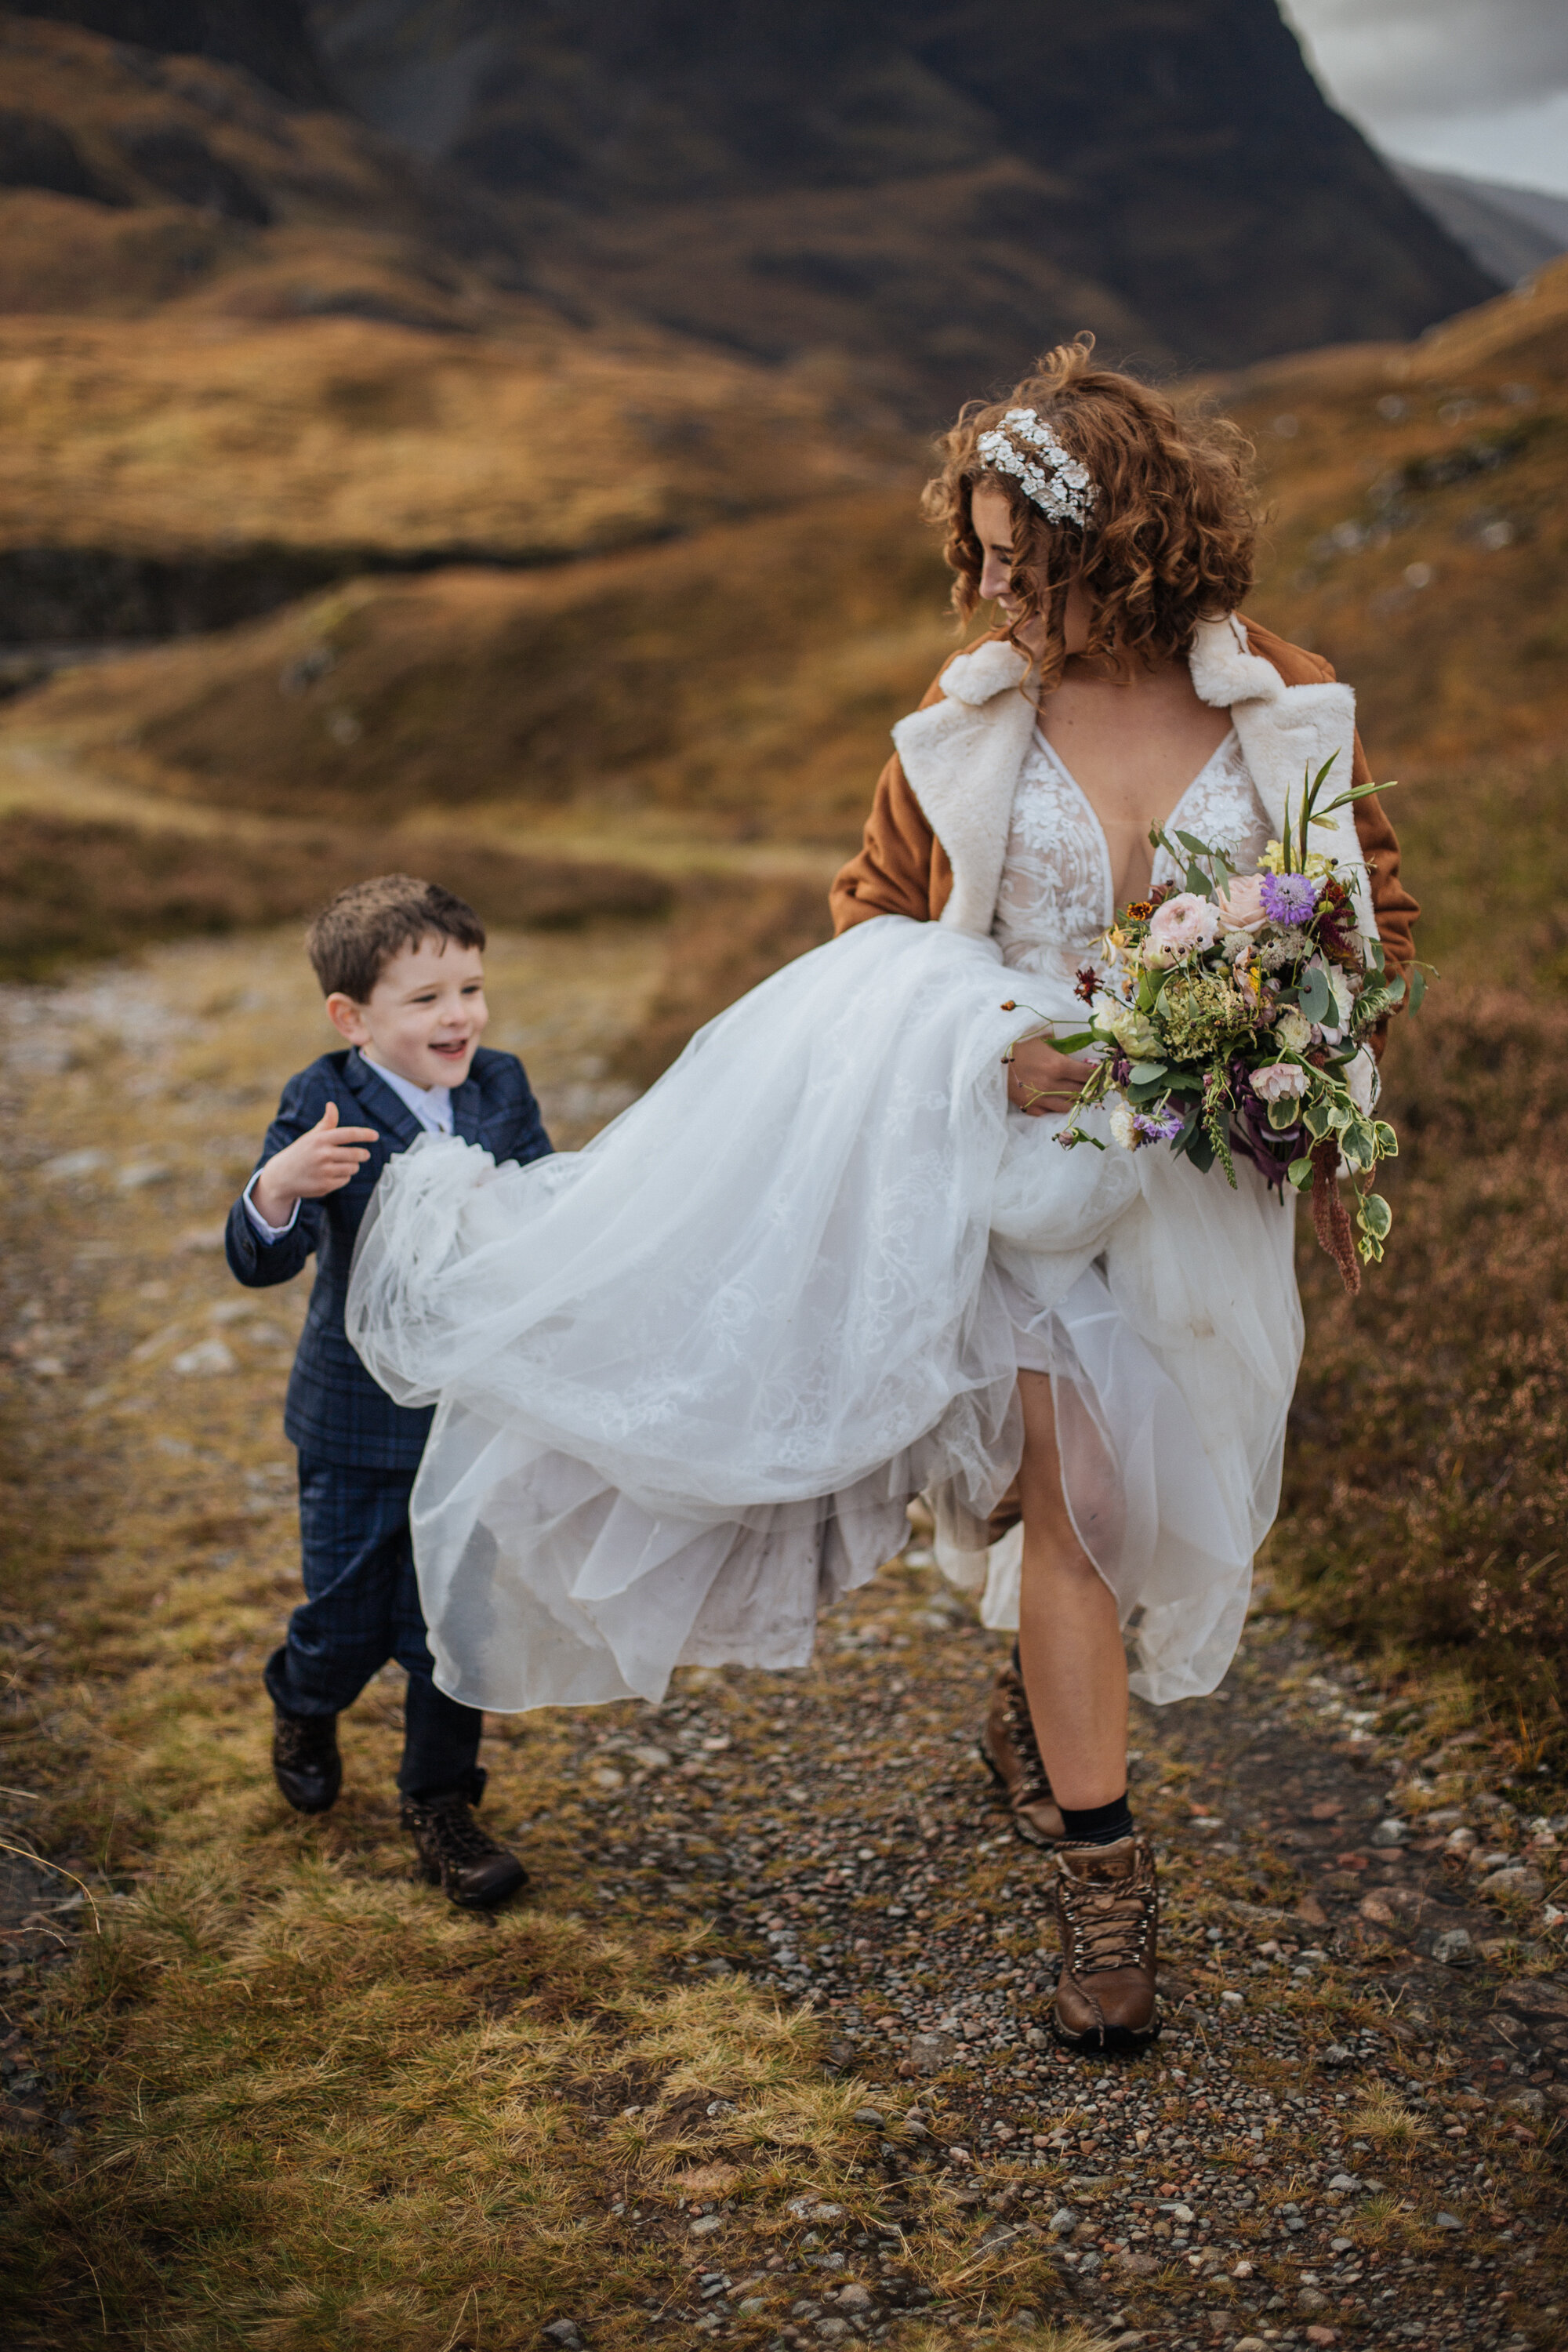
[{"x1": 993, "y1": 724, "x2": 1272, "y2": 978}]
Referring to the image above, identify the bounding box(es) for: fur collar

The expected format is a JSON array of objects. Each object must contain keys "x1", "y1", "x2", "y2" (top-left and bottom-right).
[{"x1": 891, "y1": 618, "x2": 1374, "y2": 941}]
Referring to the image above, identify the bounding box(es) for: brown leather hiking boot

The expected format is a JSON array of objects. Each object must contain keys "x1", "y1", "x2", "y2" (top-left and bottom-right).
[
  {"x1": 978, "y1": 1664, "x2": 1066, "y2": 1847},
  {"x1": 401, "y1": 1771, "x2": 528, "y2": 1911},
  {"x1": 1051, "y1": 1832, "x2": 1160, "y2": 2053}
]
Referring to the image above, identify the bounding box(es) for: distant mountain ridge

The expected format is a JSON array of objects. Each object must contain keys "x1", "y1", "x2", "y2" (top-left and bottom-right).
[
  {"x1": 1395, "y1": 164, "x2": 1568, "y2": 290},
  {"x1": 308, "y1": 0, "x2": 1497, "y2": 412},
  {"x1": 3, "y1": 0, "x2": 1503, "y2": 418},
  {"x1": 7, "y1": 0, "x2": 333, "y2": 104}
]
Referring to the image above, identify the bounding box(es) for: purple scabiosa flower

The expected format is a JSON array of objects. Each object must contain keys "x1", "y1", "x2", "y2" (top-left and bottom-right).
[
  {"x1": 1133, "y1": 1105, "x2": 1185, "y2": 1143},
  {"x1": 1260, "y1": 870, "x2": 1321, "y2": 924}
]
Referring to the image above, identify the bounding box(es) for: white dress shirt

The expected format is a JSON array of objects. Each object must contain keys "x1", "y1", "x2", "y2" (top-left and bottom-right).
[{"x1": 242, "y1": 1054, "x2": 454, "y2": 1243}]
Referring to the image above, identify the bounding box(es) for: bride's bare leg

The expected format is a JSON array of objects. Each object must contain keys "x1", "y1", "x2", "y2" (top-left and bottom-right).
[
  {"x1": 1014, "y1": 1367, "x2": 1127, "y2": 1811},
  {"x1": 1015, "y1": 1369, "x2": 1159, "y2": 2049}
]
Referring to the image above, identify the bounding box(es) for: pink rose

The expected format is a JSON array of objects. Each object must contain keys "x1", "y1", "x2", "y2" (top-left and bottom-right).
[
  {"x1": 1146, "y1": 891, "x2": 1221, "y2": 960},
  {"x1": 1216, "y1": 873, "x2": 1268, "y2": 933}
]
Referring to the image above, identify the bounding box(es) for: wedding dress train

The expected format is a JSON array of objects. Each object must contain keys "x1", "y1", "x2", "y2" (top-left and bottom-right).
[{"x1": 347, "y1": 904, "x2": 1301, "y2": 1716}]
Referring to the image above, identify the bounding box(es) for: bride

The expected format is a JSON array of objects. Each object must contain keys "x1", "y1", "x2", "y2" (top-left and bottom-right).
[{"x1": 347, "y1": 339, "x2": 1417, "y2": 2053}]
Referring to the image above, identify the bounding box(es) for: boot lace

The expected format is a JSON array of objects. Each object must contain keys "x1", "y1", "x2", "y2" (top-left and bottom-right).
[
  {"x1": 1059, "y1": 1848, "x2": 1156, "y2": 1977},
  {"x1": 1000, "y1": 1670, "x2": 1053, "y2": 1809},
  {"x1": 419, "y1": 1795, "x2": 504, "y2": 1866}
]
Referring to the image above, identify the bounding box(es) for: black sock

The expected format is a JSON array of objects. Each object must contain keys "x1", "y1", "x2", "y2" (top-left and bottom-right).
[{"x1": 1060, "y1": 1794, "x2": 1134, "y2": 1846}]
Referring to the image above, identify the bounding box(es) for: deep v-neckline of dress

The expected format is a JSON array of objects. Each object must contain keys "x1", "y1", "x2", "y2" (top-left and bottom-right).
[{"x1": 1031, "y1": 724, "x2": 1240, "y2": 920}]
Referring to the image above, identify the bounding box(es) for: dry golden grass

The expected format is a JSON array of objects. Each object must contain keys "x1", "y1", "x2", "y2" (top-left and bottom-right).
[
  {"x1": 0, "y1": 494, "x2": 946, "y2": 840},
  {"x1": 0, "y1": 809, "x2": 673, "y2": 980},
  {"x1": 0, "y1": 312, "x2": 909, "y2": 568},
  {"x1": 1346, "y1": 2088, "x2": 1432, "y2": 2151}
]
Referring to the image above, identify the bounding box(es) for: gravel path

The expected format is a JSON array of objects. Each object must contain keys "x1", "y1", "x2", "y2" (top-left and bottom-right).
[{"x1": 532, "y1": 1556, "x2": 1568, "y2": 2350}]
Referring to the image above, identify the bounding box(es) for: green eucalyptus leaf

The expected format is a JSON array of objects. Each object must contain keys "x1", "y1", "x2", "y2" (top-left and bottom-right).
[
  {"x1": 1287, "y1": 1156, "x2": 1315, "y2": 1190},
  {"x1": 1298, "y1": 965, "x2": 1334, "y2": 1025},
  {"x1": 1359, "y1": 1192, "x2": 1392, "y2": 1240}
]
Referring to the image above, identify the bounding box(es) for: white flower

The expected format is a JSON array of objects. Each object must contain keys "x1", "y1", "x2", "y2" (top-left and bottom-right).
[
  {"x1": 1101, "y1": 1000, "x2": 1161, "y2": 1060},
  {"x1": 1109, "y1": 1102, "x2": 1138, "y2": 1150},
  {"x1": 1258, "y1": 927, "x2": 1316, "y2": 972},
  {"x1": 1344, "y1": 1046, "x2": 1380, "y2": 1117},
  {"x1": 1274, "y1": 1006, "x2": 1313, "y2": 1054},
  {"x1": 1252, "y1": 1062, "x2": 1310, "y2": 1103}
]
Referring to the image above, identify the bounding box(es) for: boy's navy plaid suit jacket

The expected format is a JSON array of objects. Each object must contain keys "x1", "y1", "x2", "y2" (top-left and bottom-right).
[{"x1": 225, "y1": 1045, "x2": 550, "y2": 1469}]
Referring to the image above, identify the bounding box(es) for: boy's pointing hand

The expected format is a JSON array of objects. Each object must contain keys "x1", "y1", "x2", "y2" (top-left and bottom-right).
[{"x1": 251, "y1": 1100, "x2": 379, "y2": 1228}]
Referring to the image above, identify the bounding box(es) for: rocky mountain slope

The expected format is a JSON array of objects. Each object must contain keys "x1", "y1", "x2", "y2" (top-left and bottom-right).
[
  {"x1": 13, "y1": 0, "x2": 332, "y2": 102},
  {"x1": 309, "y1": 0, "x2": 1498, "y2": 410},
  {"x1": 5, "y1": 1, "x2": 1498, "y2": 431},
  {"x1": 0, "y1": 19, "x2": 917, "y2": 642},
  {"x1": 8, "y1": 258, "x2": 1562, "y2": 862},
  {"x1": 1396, "y1": 165, "x2": 1568, "y2": 292}
]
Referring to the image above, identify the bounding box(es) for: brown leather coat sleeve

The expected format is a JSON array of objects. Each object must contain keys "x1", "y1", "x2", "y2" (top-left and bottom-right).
[
  {"x1": 1348, "y1": 728, "x2": 1417, "y2": 993},
  {"x1": 829, "y1": 742, "x2": 952, "y2": 931},
  {"x1": 1240, "y1": 619, "x2": 1417, "y2": 999},
  {"x1": 829, "y1": 659, "x2": 956, "y2": 931}
]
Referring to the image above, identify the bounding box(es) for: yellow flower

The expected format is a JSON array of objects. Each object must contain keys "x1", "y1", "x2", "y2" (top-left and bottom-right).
[{"x1": 1258, "y1": 840, "x2": 1336, "y2": 882}]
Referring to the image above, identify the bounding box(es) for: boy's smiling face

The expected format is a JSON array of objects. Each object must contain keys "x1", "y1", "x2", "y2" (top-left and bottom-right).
[{"x1": 325, "y1": 934, "x2": 488, "y2": 1090}]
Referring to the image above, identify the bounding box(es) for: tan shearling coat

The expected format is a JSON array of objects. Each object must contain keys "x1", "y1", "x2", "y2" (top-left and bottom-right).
[{"x1": 831, "y1": 616, "x2": 1417, "y2": 1052}]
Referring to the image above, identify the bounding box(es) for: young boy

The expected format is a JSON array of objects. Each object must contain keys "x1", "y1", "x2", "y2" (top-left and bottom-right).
[{"x1": 226, "y1": 874, "x2": 551, "y2": 1908}]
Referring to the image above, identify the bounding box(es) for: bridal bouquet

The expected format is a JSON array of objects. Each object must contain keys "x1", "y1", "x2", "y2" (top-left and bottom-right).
[{"x1": 1014, "y1": 759, "x2": 1424, "y2": 1291}]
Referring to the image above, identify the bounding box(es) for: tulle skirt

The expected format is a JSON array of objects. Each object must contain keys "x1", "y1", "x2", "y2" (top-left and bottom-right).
[{"x1": 346, "y1": 916, "x2": 1301, "y2": 1712}]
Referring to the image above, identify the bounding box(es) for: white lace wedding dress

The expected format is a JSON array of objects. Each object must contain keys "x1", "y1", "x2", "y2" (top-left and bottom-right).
[{"x1": 347, "y1": 724, "x2": 1302, "y2": 1714}]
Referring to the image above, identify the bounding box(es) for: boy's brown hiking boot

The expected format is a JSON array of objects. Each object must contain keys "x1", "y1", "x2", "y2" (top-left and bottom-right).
[
  {"x1": 978, "y1": 1664, "x2": 1066, "y2": 1847},
  {"x1": 401, "y1": 1769, "x2": 528, "y2": 1911},
  {"x1": 1051, "y1": 1832, "x2": 1160, "y2": 2053}
]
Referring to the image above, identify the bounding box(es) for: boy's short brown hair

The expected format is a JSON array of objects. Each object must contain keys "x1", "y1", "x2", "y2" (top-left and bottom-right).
[{"x1": 306, "y1": 875, "x2": 485, "y2": 1003}]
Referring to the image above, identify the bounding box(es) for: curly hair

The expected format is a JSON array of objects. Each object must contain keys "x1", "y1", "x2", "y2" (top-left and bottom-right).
[{"x1": 922, "y1": 336, "x2": 1256, "y2": 695}]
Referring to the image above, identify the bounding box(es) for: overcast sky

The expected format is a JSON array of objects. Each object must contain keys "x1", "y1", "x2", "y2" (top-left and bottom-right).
[{"x1": 1283, "y1": 0, "x2": 1568, "y2": 197}]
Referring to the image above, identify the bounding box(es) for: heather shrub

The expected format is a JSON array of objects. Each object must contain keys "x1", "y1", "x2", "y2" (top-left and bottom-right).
[{"x1": 1276, "y1": 988, "x2": 1568, "y2": 1742}]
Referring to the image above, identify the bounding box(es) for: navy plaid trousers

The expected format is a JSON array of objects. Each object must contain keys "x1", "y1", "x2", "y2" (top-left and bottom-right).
[{"x1": 263, "y1": 1457, "x2": 481, "y2": 1800}]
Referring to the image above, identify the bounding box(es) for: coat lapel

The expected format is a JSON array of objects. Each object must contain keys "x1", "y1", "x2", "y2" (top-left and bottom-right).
[
  {"x1": 891, "y1": 639, "x2": 1037, "y2": 937},
  {"x1": 452, "y1": 1069, "x2": 484, "y2": 1145},
  {"x1": 889, "y1": 616, "x2": 1374, "y2": 947},
  {"x1": 1189, "y1": 615, "x2": 1372, "y2": 939},
  {"x1": 344, "y1": 1050, "x2": 425, "y2": 1153}
]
